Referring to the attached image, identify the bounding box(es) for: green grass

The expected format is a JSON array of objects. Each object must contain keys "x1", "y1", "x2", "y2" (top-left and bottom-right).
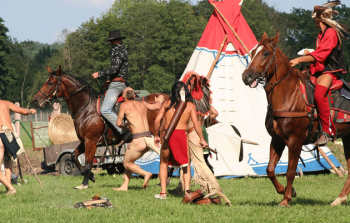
[
  {"x1": 0, "y1": 173, "x2": 349, "y2": 223},
  {"x1": 18, "y1": 121, "x2": 34, "y2": 147}
]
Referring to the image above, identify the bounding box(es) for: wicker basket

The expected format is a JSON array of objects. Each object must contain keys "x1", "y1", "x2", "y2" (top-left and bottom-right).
[{"x1": 48, "y1": 114, "x2": 79, "y2": 145}]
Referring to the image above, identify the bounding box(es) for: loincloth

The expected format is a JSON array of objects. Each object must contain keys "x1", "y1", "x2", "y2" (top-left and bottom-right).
[
  {"x1": 131, "y1": 131, "x2": 160, "y2": 155},
  {"x1": 132, "y1": 131, "x2": 152, "y2": 139},
  {"x1": 168, "y1": 129, "x2": 188, "y2": 168},
  {"x1": 0, "y1": 130, "x2": 20, "y2": 160}
]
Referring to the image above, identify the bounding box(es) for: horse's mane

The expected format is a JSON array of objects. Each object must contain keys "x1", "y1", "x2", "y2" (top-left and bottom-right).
[
  {"x1": 59, "y1": 71, "x2": 99, "y2": 97},
  {"x1": 295, "y1": 68, "x2": 311, "y2": 86}
]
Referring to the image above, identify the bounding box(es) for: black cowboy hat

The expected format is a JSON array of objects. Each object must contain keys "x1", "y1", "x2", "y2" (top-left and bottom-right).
[{"x1": 103, "y1": 30, "x2": 126, "y2": 42}]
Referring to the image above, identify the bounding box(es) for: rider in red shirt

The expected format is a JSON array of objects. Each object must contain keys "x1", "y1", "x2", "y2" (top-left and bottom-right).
[{"x1": 290, "y1": 1, "x2": 349, "y2": 145}]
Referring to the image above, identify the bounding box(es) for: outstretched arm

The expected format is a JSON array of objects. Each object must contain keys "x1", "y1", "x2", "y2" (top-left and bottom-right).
[
  {"x1": 9, "y1": 102, "x2": 37, "y2": 115},
  {"x1": 143, "y1": 95, "x2": 165, "y2": 111},
  {"x1": 190, "y1": 103, "x2": 208, "y2": 148},
  {"x1": 290, "y1": 55, "x2": 316, "y2": 67}
]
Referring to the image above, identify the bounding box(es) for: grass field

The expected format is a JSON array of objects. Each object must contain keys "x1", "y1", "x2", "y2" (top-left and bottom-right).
[
  {"x1": 5, "y1": 122, "x2": 348, "y2": 222},
  {"x1": 0, "y1": 172, "x2": 349, "y2": 222}
]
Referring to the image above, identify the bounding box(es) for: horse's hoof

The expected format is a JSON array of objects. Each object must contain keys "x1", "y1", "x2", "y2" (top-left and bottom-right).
[
  {"x1": 330, "y1": 196, "x2": 347, "y2": 206},
  {"x1": 75, "y1": 184, "x2": 88, "y2": 189},
  {"x1": 277, "y1": 203, "x2": 290, "y2": 208},
  {"x1": 89, "y1": 173, "x2": 95, "y2": 183}
]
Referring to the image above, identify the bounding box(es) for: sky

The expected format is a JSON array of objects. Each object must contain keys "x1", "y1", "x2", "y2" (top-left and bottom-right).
[{"x1": 0, "y1": 0, "x2": 342, "y2": 44}]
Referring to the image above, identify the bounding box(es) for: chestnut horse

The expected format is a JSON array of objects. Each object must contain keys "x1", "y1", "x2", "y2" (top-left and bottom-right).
[
  {"x1": 242, "y1": 32, "x2": 350, "y2": 207},
  {"x1": 32, "y1": 66, "x2": 168, "y2": 189}
]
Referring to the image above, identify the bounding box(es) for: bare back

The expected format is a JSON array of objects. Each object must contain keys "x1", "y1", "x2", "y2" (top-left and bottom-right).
[
  {"x1": 121, "y1": 101, "x2": 150, "y2": 134},
  {"x1": 163, "y1": 100, "x2": 196, "y2": 130}
]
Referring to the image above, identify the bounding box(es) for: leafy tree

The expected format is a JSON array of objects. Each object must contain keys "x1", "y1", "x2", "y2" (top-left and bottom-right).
[
  {"x1": 193, "y1": 0, "x2": 213, "y2": 21},
  {"x1": 0, "y1": 17, "x2": 11, "y2": 98}
]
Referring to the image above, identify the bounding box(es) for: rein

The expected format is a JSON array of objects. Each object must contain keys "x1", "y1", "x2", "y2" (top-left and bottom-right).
[{"x1": 262, "y1": 43, "x2": 310, "y2": 118}]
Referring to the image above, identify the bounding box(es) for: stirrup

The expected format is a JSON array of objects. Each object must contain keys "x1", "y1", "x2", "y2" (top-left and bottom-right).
[{"x1": 315, "y1": 132, "x2": 333, "y2": 146}]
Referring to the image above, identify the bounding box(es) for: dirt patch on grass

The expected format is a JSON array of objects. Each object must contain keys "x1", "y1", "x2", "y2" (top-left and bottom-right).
[{"x1": 12, "y1": 148, "x2": 60, "y2": 177}]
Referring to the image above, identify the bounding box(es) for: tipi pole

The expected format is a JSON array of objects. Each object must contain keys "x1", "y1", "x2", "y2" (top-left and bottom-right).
[
  {"x1": 317, "y1": 145, "x2": 343, "y2": 177},
  {"x1": 211, "y1": 3, "x2": 252, "y2": 58},
  {"x1": 206, "y1": 35, "x2": 227, "y2": 79}
]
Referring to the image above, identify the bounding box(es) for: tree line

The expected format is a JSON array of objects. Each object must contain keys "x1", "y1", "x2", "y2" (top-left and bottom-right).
[{"x1": 0, "y1": 0, "x2": 349, "y2": 108}]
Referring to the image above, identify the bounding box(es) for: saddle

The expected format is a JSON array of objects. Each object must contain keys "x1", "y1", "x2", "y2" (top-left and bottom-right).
[
  {"x1": 299, "y1": 74, "x2": 350, "y2": 143},
  {"x1": 301, "y1": 75, "x2": 350, "y2": 123}
]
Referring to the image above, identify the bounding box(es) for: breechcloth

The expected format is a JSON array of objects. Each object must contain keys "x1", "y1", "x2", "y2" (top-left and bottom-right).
[
  {"x1": 132, "y1": 131, "x2": 160, "y2": 155},
  {"x1": 0, "y1": 128, "x2": 20, "y2": 160},
  {"x1": 132, "y1": 131, "x2": 153, "y2": 139},
  {"x1": 168, "y1": 129, "x2": 188, "y2": 168}
]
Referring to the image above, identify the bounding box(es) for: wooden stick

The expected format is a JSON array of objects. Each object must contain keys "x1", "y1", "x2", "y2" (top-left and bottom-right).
[
  {"x1": 211, "y1": 3, "x2": 252, "y2": 58},
  {"x1": 17, "y1": 158, "x2": 24, "y2": 183},
  {"x1": 206, "y1": 35, "x2": 227, "y2": 79},
  {"x1": 23, "y1": 151, "x2": 42, "y2": 185},
  {"x1": 208, "y1": 147, "x2": 218, "y2": 154},
  {"x1": 317, "y1": 145, "x2": 343, "y2": 177},
  {"x1": 241, "y1": 139, "x2": 259, "y2": 145}
]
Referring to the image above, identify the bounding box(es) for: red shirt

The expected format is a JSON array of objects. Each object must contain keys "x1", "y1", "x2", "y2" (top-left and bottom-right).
[{"x1": 309, "y1": 28, "x2": 339, "y2": 75}]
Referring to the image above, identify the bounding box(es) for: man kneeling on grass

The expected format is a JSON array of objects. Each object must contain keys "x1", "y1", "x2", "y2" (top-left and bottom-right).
[{"x1": 113, "y1": 87, "x2": 164, "y2": 191}]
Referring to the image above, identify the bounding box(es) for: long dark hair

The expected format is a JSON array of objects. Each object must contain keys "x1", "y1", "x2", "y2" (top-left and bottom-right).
[{"x1": 166, "y1": 81, "x2": 193, "y2": 111}]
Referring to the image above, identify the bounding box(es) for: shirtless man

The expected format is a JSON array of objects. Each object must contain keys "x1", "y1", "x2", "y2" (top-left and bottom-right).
[
  {"x1": 0, "y1": 100, "x2": 37, "y2": 195},
  {"x1": 113, "y1": 87, "x2": 164, "y2": 191},
  {"x1": 153, "y1": 81, "x2": 208, "y2": 199}
]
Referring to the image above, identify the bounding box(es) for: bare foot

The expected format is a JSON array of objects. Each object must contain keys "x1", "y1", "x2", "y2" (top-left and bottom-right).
[
  {"x1": 330, "y1": 196, "x2": 347, "y2": 206},
  {"x1": 75, "y1": 184, "x2": 88, "y2": 189},
  {"x1": 112, "y1": 187, "x2": 128, "y2": 191},
  {"x1": 143, "y1": 172, "x2": 152, "y2": 189},
  {"x1": 6, "y1": 188, "x2": 16, "y2": 195}
]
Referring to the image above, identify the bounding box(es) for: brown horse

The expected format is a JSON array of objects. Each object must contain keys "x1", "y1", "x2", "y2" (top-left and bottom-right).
[
  {"x1": 242, "y1": 32, "x2": 350, "y2": 207},
  {"x1": 32, "y1": 66, "x2": 168, "y2": 189}
]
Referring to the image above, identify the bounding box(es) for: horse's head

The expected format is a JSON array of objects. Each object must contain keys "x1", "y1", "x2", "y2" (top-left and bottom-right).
[
  {"x1": 242, "y1": 32, "x2": 280, "y2": 88},
  {"x1": 32, "y1": 66, "x2": 63, "y2": 108}
]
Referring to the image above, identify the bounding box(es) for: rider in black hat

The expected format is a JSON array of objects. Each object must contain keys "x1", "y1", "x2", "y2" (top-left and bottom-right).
[{"x1": 91, "y1": 30, "x2": 129, "y2": 135}]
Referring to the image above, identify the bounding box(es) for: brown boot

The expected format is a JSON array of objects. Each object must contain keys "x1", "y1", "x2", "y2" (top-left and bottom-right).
[{"x1": 315, "y1": 132, "x2": 332, "y2": 146}]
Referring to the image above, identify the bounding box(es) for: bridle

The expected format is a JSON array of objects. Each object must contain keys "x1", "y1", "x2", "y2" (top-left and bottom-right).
[
  {"x1": 260, "y1": 42, "x2": 292, "y2": 90},
  {"x1": 38, "y1": 72, "x2": 93, "y2": 118},
  {"x1": 39, "y1": 74, "x2": 62, "y2": 109}
]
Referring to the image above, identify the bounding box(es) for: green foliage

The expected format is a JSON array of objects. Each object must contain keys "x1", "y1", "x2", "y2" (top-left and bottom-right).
[
  {"x1": 0, "y1": 17, "x2": 11, "y2": 98},
  {"x1": 241, "y1": 0, "x2": 276, "y2": 40}
]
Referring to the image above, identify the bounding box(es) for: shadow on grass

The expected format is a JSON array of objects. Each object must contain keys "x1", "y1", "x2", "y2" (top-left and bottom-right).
[{"x1": 237, "y1": 197, "x2": 339, "y2": 207}]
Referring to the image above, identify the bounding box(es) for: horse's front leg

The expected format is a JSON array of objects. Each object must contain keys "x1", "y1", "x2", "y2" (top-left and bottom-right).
[
  {"x1": 279, "y1": 136, "x2": 302, "y2": 207},
  {"x1": 72, "y1": 142, "x2": 85, "y2": 175},
  {"x1": 331, "y1": 135, "x2": 350, "y2": 206},
  {"x1": 74, "y1": 140, "x2": 97, "y2": 189},
  {"x1": 266, "y1": 137, "x2": 286, "y2": 195}
]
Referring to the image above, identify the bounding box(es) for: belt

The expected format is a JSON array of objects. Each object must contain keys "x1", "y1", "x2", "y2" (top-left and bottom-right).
[
  {"x1": 111, "y1": 77, "x2": 125, "y2": 83},
  {"x1": 0, "y1": 129, "x2": 13, "y2": 133}
]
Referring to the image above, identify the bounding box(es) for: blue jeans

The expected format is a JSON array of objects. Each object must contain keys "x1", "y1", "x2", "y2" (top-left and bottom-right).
[{"x1": 101, "y1": 82, "x2": 125, "y2": 134}]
